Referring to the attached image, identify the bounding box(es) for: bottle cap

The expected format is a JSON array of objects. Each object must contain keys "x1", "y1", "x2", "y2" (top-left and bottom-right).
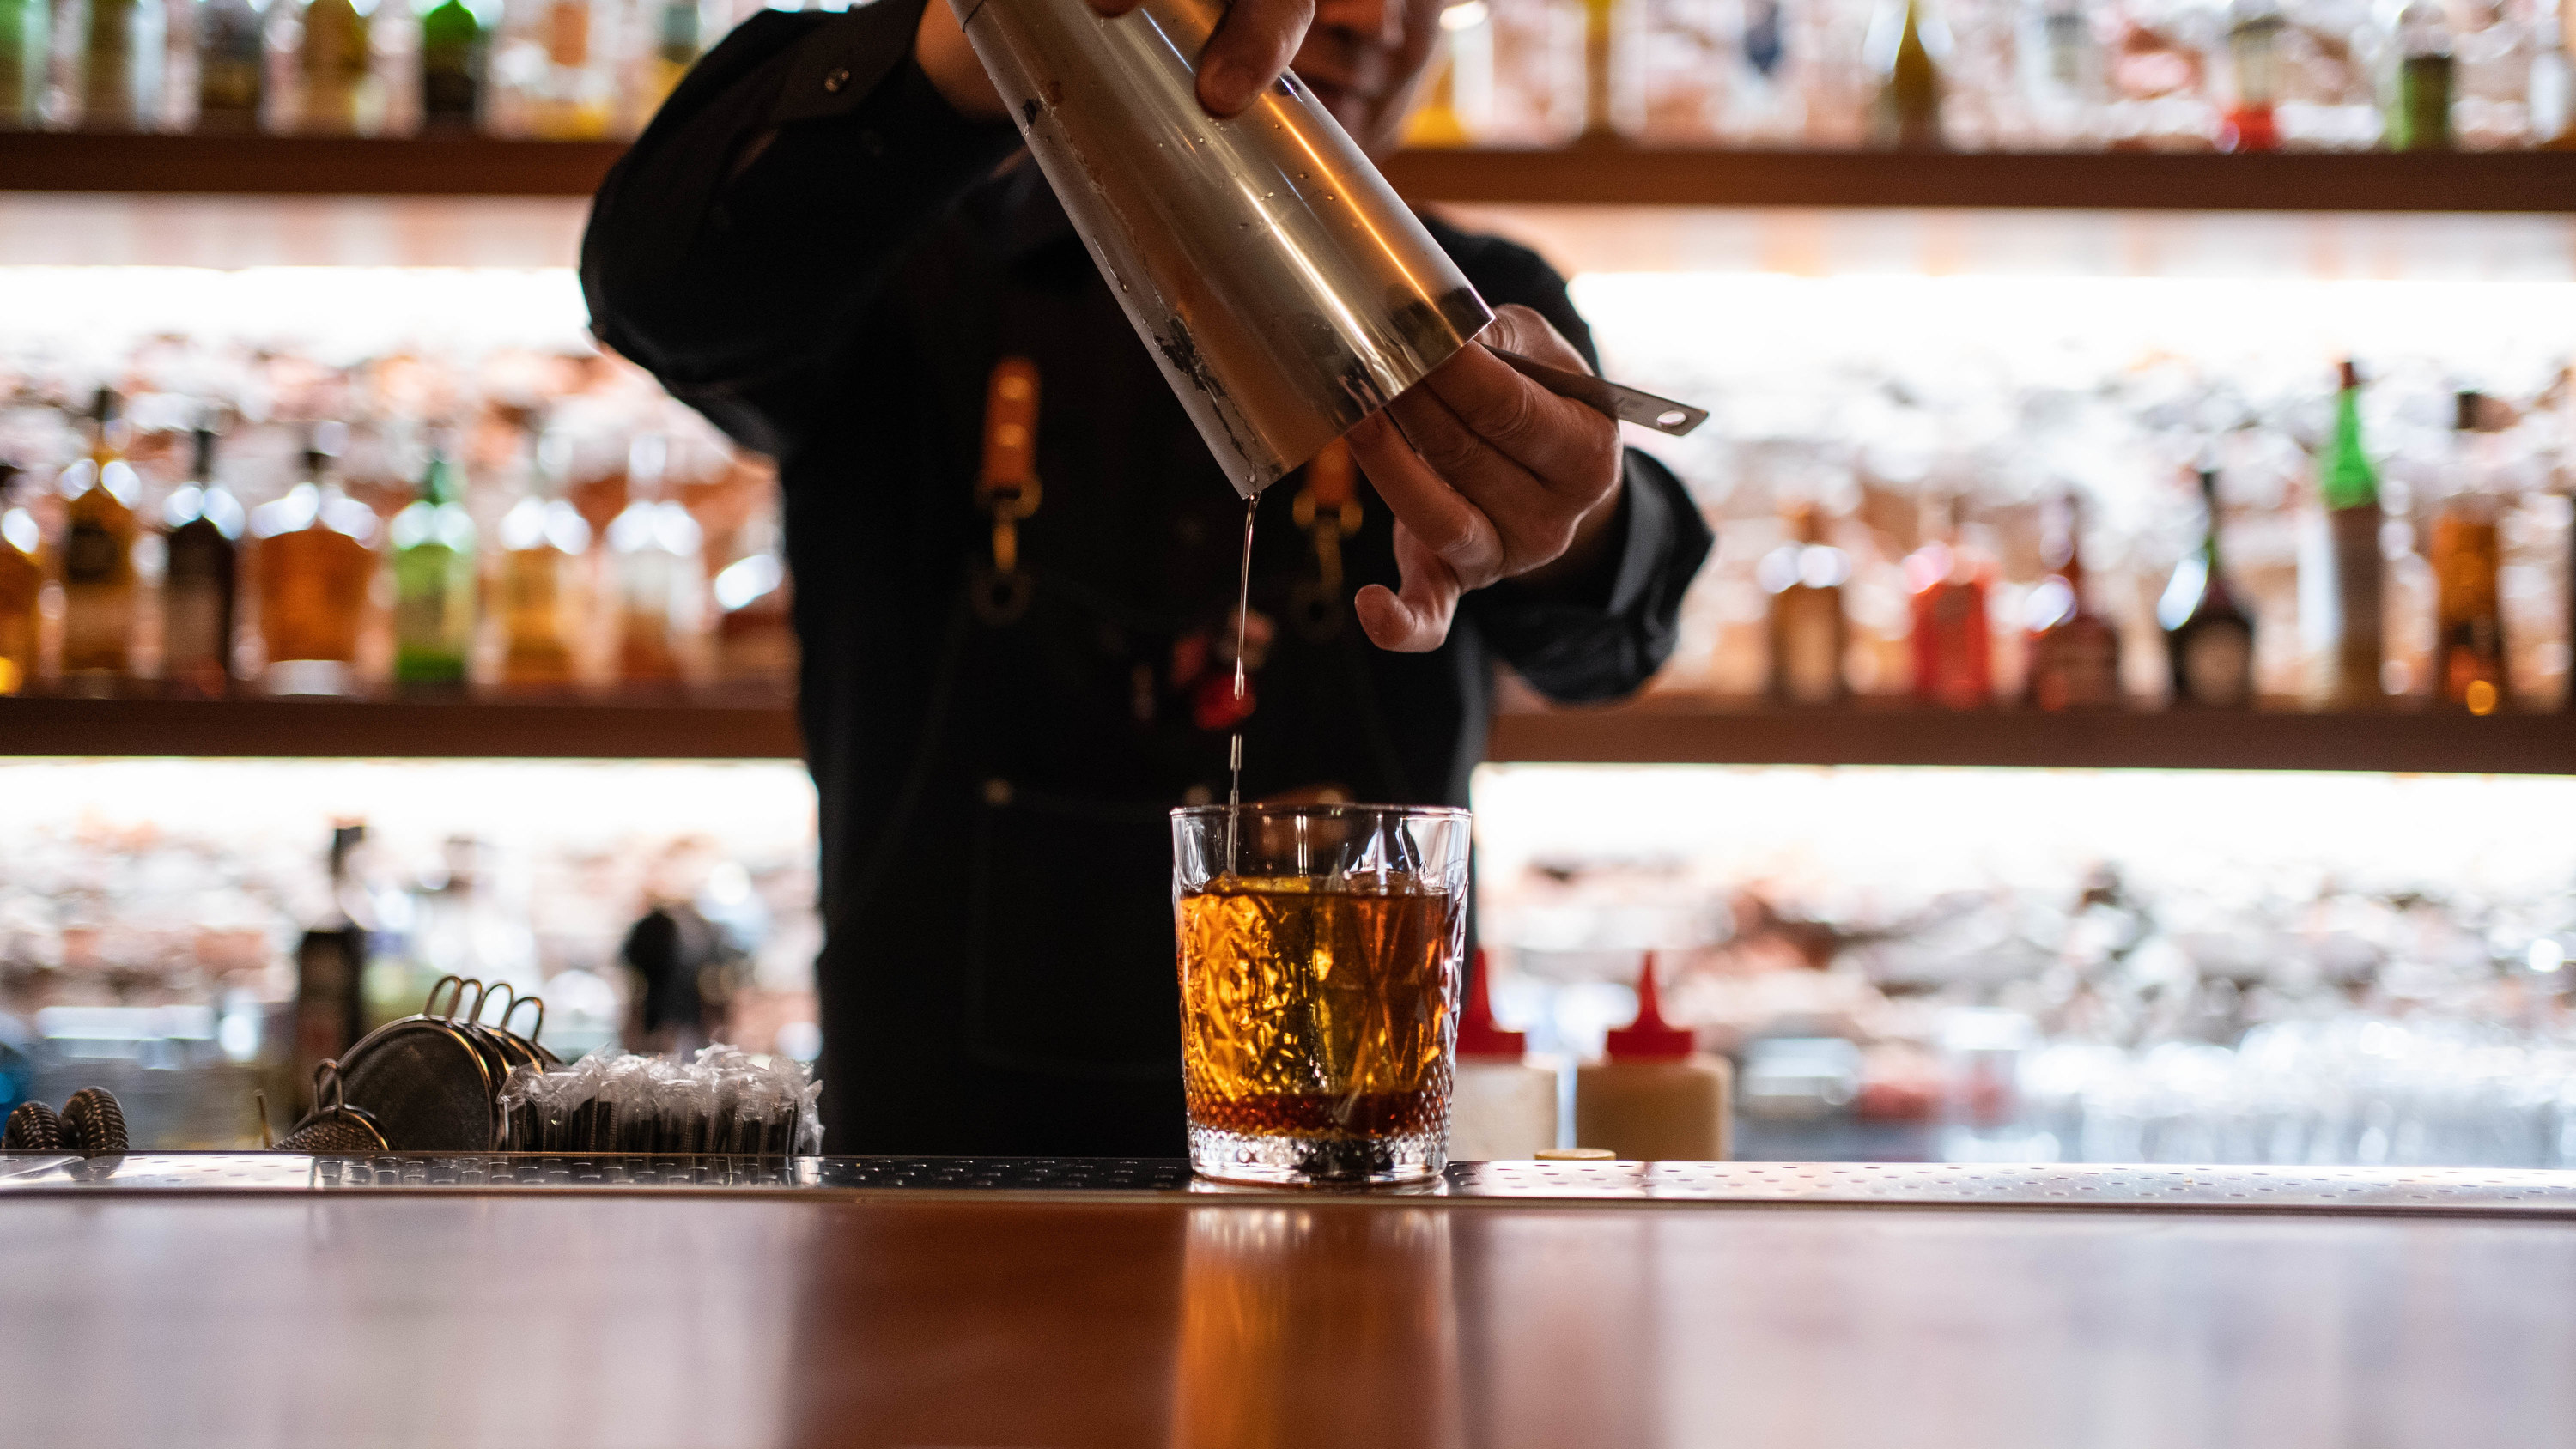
[
  {"x1": 1455, "y1": 949, "x2": 1526, "y2": 1061},
  {"x1": 1603, "y1": 953, "x2": 1695, "y2": 1062}
]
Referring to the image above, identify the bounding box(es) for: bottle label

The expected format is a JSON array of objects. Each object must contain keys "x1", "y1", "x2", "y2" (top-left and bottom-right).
[
  {"x1": 64, "y1": 520, "x2": 123, "y2": 583},
  {"x1": 2179, "y1": 622, "x2": 2253, "y2": 707}
]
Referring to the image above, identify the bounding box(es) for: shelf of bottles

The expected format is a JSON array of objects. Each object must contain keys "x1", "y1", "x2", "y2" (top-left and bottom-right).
[{"x1": 5, "y1": 0, "x2": 2576, "y2": 202}]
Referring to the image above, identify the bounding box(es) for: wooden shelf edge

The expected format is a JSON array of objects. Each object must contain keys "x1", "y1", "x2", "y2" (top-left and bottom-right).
[
  {"x1": 0, "y1": 694, "x2": 805, "y2": 759},
  {"x1": 9, "y1": 134, "x2": 2576, "y2": 212},
  {"x1": 5, "y1": 696, "x2": 2570, "y2": 773}
]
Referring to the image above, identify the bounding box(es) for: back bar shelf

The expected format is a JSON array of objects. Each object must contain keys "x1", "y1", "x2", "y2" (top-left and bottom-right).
[
  {"x1": 8, "y1": 135, "x2": 2576, "y2": 211},
  {"x1": 2, "y1": 694, "x2": 2568, "y2": 773}
]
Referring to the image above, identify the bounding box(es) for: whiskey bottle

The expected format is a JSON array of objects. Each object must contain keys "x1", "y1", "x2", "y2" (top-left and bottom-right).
[
  {"x1": 1907, "y1": 496, "x2": 1991, "y2": 708},
  {"x1": 58, "y1": 388, "x2": 142, "y2": 691},
  {"x1": 78, "y1": 0, "x2": 165, "y2": 130},
  {"x1": 291, "y1": 0, "x2": 375, "y2": 136},
  {"x1": 0, "y1": 465, "x2": 39, "y2": 694},
  {"x1": 254, "y1": 424, "x2": 379, "y2": 695},
  {"x1": 392, "y1": 428, "x2": 477, "y2": 689},
  {"x1": 2431, "y1": 391, "x2": 2507, "y2": 713},
  {"x1": 711, "y1": 515, "x2": 794, "y2": 693},
  {"x1": 1761, "y1": 503, "x2": 1849, "y2": 705},
  {"x1": 161, "y1": 423, "x2": 246, "y2": 698},
  {"x1": 196, "y1": 0, "x2": 268, "y2": 134},
  {"x1": 496, "y1": 428, "x2": 592, "y2": 689},
  {"x1": 2160, "y1": 467, "x2": 2256, "y2": 707},
  {"x1": 2303, "y1": 361, "x2": 2384, "y2": 706},
  {"x1": 2024, "y1": 492, "x2": 2123, "y2": 711},
  {"x1": 607, "y1": 433, "x2": 702, "y2": 687},
  {"x1": 1868, "y1": 0, "x2": 1948, "y2": 149}
]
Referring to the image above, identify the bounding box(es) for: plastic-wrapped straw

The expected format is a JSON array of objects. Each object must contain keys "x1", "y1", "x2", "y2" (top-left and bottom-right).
[{"x1": 499, "y1": 1045, "x2": 823, "y2": 1157}]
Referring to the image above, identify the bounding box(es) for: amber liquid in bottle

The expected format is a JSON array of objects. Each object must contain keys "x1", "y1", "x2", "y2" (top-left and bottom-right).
[
  {"x1": 58, "y1": 391, "x2": 141, "y2": 686},
  {"x1": 0, "y1": 479, "x2": 39, "y2": 695},
  {"x1": 257, "y1": 438, "x2": 377, "y2": 694},
  {"x1": 1176, "y1": 877, "x2": 1460, "y2": 1139},
  {"x1": 498, "y1": 432, "x2": 592, "y2": 689}
]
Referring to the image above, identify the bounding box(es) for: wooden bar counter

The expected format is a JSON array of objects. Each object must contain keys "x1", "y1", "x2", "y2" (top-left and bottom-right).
[{"x1": 4, "y1": 1155, "x2": 2573, "y2": 1447}]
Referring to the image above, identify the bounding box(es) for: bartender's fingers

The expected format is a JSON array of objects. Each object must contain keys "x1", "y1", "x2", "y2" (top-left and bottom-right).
[
  {"x1": 1355, "y1": 524, "x2": 1466, "y2": 652},
  {"x1": 1420, "y1": 306, "x2": 1622, "y2": 507},
  {"x1": 1346, "y1": 409, "x2": 1506, "y2": 584},
  {"x1": 1381, "y1": 384, "x2": 1558, "y2": 564},
  {"x1": 1195, "y1": 0, "x2": 1315, "y2": 115}
]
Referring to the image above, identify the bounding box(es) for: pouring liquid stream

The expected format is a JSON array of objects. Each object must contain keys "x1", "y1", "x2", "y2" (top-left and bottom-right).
[{"x1": 1226, "y1": 496, "x2": 1255, "y2": 876}]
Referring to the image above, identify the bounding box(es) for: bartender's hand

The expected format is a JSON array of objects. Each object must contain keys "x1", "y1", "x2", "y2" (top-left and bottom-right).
[
  {"x1": 1343, "y1": 305, "x2": 1625, "y2": 652},
  {"x1": 919, "y1": 0, "x2": 1315, "y2": 120}
]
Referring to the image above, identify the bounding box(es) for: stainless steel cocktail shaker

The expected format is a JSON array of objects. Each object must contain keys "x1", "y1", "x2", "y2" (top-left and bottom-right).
[{"x1": 950, "y1": 0, "x2": 1495, "y2": 497}]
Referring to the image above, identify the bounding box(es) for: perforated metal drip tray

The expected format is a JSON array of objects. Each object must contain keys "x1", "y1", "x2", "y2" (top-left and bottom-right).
[{"x1": 4, "y1": 1154, "x2": 2576, "y2": 1215}]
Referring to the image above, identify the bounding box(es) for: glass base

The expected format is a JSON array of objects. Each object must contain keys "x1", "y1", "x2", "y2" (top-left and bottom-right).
[{"x1": 1188, "y1": 1124, "x2": 1445, "y2": 1187}]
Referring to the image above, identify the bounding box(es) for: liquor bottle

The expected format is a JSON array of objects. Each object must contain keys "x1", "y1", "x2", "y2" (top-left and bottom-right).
[
  {"x1": 78, "y1": 0, "x2": 167, "y2": 130},
  {"x1": 254, "y1": 424, "x2": 380, "y2": 696},
  {"x1": 607, "y1": 433, "x2": 702, "y2": 687},
  {"x1": 1867, "y1": 0, "x2": 1947, "y2": 149},
  {"x1": 161, "y1": 424, "x2": 246, "y2": 698},
  {"x1": 495, "y1": 428, "x2": 592, "y2": 689},
  {"x1": 1576, "y1": 0, "x2": 1638, "y2": 142},
  {"x1": 195, "y1": 0, "x2": 268, "y2": 134},
  {"x1": 2024, "y1": 493, "x2": 2123, "y2": 711},
  {"x1": 2431, "y1": 391, "x2": 2507, "y2": 713},
  {"x1": 2304, "y1": 361, "x2": 2384, "y2": 707},
  {"x1": 1402, "y1": 34, "x2": 1471, "y2": 147},
  {"x1": 495, "y1": 0, "x2": 613, "y2": 138},
  {"x1": 1906, "y1": 496, "x2": 1990, "y2": 708},
  {"x1": 293, "y1": 822, "x2": 374, "y2": 1106},
  {"x1": 58, "y1": 389, "x2": 142, "y2": 689},
  {"x1": 2160, "y1": 467, "x2": 2256, "y2": 707},
  {"x1": 2020, "y1": 0, "x2": 2103, "y2": 145},
  {"x1": 0, "y1": 466, "x2": 39, "y2": 694},
  {"x1": 0, "y1": 0, "x2": 43, "y2": 128},
  {"x1": 633, "y1": 0, "x2": 708, "y2": 124},
  {"x1": 711, "y1": 514, "x2": 794, "y2": 692},
  {"x1": 2220, "y1": 0, "x2": 2285, "y2": 150},
  {"x1": 1760, "y1": 503, "x2": 1849, "y2": 705},
  {"x1": 292, "y1": 0, "x2": 375, "y2": 135},
  {"x1": 2391, "y1": 0, "x2": 2454, "y2": 150},
  {"x1": 391, "y1": 427, "x2": 476, "y2": 689},
  {"x1": 419, "y1": 0, "x2": 487, "y2": 134}
]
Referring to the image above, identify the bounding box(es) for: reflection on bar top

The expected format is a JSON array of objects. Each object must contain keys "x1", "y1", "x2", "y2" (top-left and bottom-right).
[{"x1": 6, "y1": 1154, "x2": 2576, "y2": 1215}]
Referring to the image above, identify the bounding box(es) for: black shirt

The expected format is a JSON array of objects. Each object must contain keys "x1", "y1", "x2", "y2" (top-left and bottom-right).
[{"x1": 580, "y1": 0, "x2": 1713, "y2": 1155}]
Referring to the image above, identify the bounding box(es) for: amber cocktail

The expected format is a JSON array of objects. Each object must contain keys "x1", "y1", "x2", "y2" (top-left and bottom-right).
[{"x1": 1171, "y1": 804, "x2": 1470, "y2": 1185}]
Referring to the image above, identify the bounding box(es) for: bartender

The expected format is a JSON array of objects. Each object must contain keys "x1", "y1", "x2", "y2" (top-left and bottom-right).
[{"x1": 581, "y1": 0, "x2": 1712, "y2": 1155}]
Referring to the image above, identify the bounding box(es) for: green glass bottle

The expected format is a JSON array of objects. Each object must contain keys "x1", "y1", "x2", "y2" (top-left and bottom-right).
[
  {"x1": 2306, "y1": 360, "x2": 2384, "y2": 706},
  {"x1": 2390, "y1": 0, "x2": 2453, "y2": 151},
  {"x1": 392, "y1": 432, "x2": 477, "y2": 688},
  {"x1": 419, "y1": 0, "x2": 486, "y2": 134},
  {"x1": 0, "y1": 0, "x2": 44, "y2": 129}
]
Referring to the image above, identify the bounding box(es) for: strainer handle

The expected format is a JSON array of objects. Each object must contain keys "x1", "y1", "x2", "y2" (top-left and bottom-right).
[
  {"x1": 477, "y1": 981, "x2": 516, "y2": 1028},
  {"x1": 502, "y1": 993, "x2": 544, "y2": 1043},
  {"x1": 424, "y1": 975, "x2": 468, "y2": 1018},
  {"x1": 312, "y1": 1059, "x2": 346, "y2": 1115},
  {"x1": 455, "y1": 979, "x2": 489, "y2": 1022}
]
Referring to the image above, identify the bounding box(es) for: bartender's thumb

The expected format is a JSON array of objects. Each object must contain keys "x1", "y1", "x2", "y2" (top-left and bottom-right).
[
  {"x1": 1195, "y1": 0, "x2": 1315, "y2": 116},
  {"x1": 1357, "y1": 525, "x2": 1461, "y2": 653}
]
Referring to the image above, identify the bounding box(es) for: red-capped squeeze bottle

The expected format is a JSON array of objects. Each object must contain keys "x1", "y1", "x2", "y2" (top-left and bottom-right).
[
  {"x1": 1574, "y1": 953, "x2": 1734, "y2": 1161},
  {"x1": 1447, "y1": 949, "x2": 1558, "y2": 1160}
]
